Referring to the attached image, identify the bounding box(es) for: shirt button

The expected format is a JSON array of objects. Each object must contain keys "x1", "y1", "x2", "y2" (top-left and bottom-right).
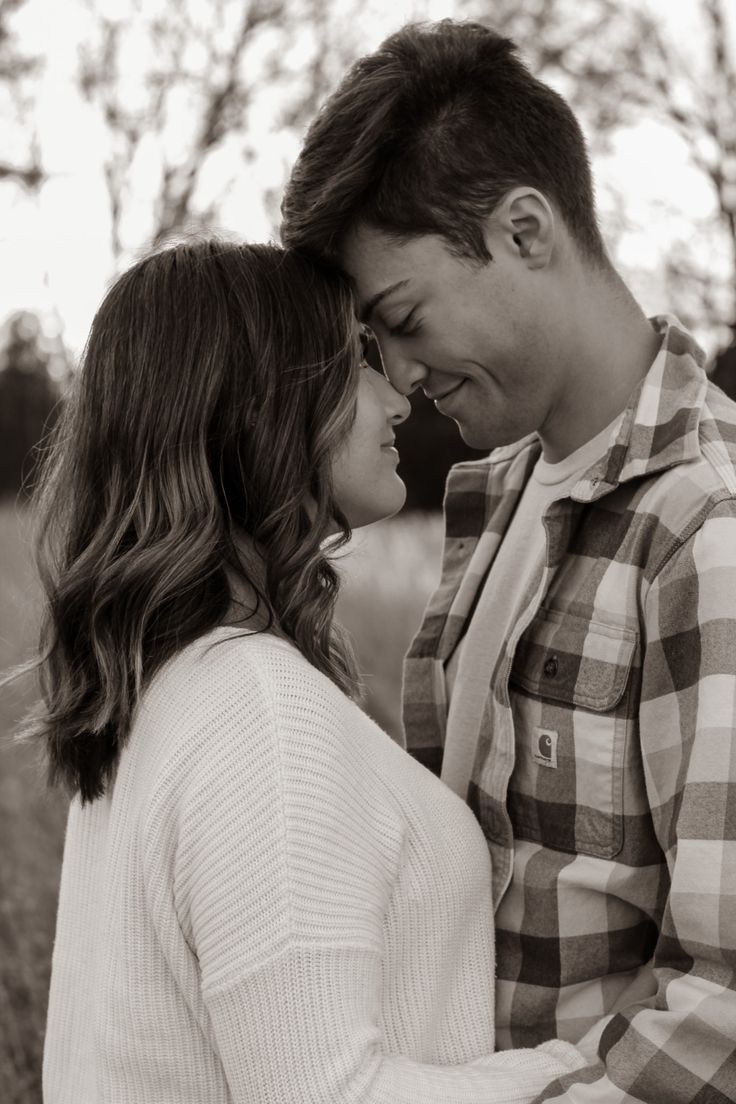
[{"x1": 544, "y1": 656, "x2": 559, "y2": 678}]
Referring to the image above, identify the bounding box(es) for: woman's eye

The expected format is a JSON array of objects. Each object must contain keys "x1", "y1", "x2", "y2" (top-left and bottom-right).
[
  {"x1": 359, "y1": 327, "x2": 385, "y2": 373},
  {"x1": 388, "y1": 309, "x2": 421, "y2": 338}
]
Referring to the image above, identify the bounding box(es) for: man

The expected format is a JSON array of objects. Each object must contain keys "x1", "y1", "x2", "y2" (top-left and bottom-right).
[{"x1": 281, "y1": 19, "x2": 736, "y2": 1103}]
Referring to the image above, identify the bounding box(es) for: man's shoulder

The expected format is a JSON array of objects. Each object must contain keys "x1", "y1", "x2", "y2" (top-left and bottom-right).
[
  {"x1": 698, "y1": 378, "x2": 736, "y2": 494},
  {"x1": 635, "y1": 379, "x2": 736, "y2": 533}
]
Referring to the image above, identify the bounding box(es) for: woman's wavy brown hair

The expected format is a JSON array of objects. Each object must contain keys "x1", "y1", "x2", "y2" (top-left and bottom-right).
[{"x1": 21, "y1": 239, "x2": 362, "y2": 804}]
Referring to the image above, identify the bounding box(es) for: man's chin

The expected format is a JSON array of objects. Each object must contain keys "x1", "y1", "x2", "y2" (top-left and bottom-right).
[
  {"x1": 455, "y1": 413, "x2": 538, "y2": 452},
  {"x1": 455, "y1": 419, "x2": 499, "y2": 452}
]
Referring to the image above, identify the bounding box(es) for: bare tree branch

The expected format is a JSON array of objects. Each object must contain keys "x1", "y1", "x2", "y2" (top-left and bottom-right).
[
  {"x1": 464, "y1": 0, "x2": 736, "y2": 332},
  {"x1": 76, "y1": 0, "x2": 361, "y2": 258},
  {"x1": 0, "y1": 157, "x2": 42, "y2": 188},
  {"x1": 0, "y1": 0, "x2": 44, "y2": 192},
  {"x1": 151, "y1": 0, "x2": 281, "y2": 245}
]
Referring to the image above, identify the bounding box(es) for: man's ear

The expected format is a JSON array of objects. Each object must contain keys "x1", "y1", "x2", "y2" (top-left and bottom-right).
[{"x1": 488, "y1": 188, "x2": 555, "y2": 270}]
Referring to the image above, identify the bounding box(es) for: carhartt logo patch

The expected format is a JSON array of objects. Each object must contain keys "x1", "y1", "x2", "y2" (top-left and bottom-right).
[{"x1": 533, "y1": 728, "x2": 558, "y2": 768}]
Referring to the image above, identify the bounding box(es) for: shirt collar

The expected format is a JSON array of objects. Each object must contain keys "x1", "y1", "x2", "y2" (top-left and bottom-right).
[
  {"x1": 572, "y1": 314, "x2": 708, "y2": 503},
  {"x1": 484, "y1": 315, "x2": 708, "y2": 504}
]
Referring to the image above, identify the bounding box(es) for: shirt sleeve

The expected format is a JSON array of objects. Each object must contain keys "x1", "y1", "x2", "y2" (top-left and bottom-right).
[
  {"x1": 530, "y1": 500, "x2": 736, "y2": 1103},
  {"x1": 169, "y1": 641, "x2": 585, "y2": 1104}
]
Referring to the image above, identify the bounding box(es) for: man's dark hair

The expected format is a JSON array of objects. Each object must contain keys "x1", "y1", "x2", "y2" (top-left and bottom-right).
[{"x1": 282, "y1": 19, "x2": 607, "y2": 266}]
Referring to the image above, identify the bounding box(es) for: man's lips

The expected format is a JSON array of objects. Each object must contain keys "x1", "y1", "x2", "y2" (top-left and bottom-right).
[
  {"x1": 425, "y1": 380, "x2": 464, "y2": 402},
  {"x1": 426, "y1": 380, "x2": 465, "y2": 404}
]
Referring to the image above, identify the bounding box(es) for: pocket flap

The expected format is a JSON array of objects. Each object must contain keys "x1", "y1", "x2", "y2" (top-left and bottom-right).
[{"x1": 510, "y1": 609, "x2": 637, "y2": 712}]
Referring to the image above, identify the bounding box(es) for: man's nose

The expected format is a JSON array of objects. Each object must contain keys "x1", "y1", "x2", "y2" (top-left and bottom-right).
[{"x1": 382, "y1": 348, "x2": 429, "y2": 397}]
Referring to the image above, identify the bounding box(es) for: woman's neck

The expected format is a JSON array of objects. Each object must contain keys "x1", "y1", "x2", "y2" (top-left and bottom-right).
[{"x1": 223, "y1": 529, "x2": 278, "y2": 634}]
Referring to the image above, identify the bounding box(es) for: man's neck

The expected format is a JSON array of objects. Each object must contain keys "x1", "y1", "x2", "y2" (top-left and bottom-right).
[{"x1": 539, "y1": 268, "x2": 662, "y2": 463}]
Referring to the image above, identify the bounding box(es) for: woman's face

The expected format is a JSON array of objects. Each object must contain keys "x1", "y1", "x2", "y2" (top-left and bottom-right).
[{"x1": 330, "y1": 327, "x2": 411, "y2": 529}]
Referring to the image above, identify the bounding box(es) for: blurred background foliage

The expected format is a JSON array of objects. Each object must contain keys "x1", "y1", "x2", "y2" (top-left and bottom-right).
[
  {"x1": 1, "y1": 0, "x2": 736, "y2": 1099},
  {"x1": 2, "y1": 0, "x2": 736, "y2": 512}
]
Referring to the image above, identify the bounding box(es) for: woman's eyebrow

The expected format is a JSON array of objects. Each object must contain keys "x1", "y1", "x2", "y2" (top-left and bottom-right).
[{"x1": 360, "y1": 279, "x2": 411, "y2": 323}]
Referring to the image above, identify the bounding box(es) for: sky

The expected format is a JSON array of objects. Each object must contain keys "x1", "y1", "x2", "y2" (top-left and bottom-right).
[{"x1": 0, "y1": 0, "x2": 732, "y2": 363}]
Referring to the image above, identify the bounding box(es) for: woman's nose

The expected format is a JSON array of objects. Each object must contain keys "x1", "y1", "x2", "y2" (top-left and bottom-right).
[
  {"x1": 378, "y1": 373, "x2": 412, "y2": 425},
  {"x1": 392, "y1": 389, "x2": 412, "y2": 426}
]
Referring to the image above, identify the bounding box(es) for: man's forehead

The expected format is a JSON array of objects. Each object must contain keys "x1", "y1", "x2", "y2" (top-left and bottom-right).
[
  {"x1": 340, "y1": 224, "x2": 403, "y2": 276},
  {"x1": 340, "y1": 227, "x2": 426, "y2": 317},
  {"x1": 357, "y1": 280, "x2": 411, "y2": 324},
  {"x1": 341, "y1": 225, "x2": 445, "y2": 278}
]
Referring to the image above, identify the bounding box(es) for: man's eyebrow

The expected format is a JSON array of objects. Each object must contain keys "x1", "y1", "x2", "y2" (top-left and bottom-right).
[{"x1": 360, "y1": 279, "x2": 411, "y2": 323}]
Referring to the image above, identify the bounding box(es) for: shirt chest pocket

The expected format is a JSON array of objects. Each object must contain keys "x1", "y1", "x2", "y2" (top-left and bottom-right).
[{"x1": 507, "y1": 609, "x2": 638, "y2": 860}]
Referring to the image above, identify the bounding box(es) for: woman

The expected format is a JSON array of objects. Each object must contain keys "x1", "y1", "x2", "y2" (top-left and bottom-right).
[{"x1": 30, "y1": 240, "x2": 583, "y2": 1101}]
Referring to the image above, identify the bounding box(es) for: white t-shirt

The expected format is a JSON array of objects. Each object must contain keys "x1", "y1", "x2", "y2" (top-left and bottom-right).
[{"x1": 441, "y1": 417, "x2": 622, "y2": 799}]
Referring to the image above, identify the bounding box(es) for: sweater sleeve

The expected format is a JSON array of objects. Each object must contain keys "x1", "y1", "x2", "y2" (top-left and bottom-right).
[
  {"x1": 169, "y1": 639, "x2": 585, "y2": 1104},
  {"x1": 206, "y1": 946, "x2": 584, "y2": 1104}
]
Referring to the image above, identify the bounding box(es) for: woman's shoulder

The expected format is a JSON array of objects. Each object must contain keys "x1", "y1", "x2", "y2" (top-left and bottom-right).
[
  {"x1": 150, "y1": 623, "x2": 302, "y2": 697},
  {"x1": 187, "y1": 624, "x2": 369, "y2": 719},
  {"x1": 121, "y1": 628, "x2": 258, "y2": 771},
  {"x1": 130, "y1": 625, "x2": 406, "y2": 867},
  {"x1": 134, "y1": 624, "x2": 373, "y2": 778}
]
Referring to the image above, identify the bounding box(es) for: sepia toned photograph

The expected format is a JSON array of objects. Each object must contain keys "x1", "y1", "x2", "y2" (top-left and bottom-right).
[{"x1": 1, "y1": 1, "x2": 735, "y2": 1101}]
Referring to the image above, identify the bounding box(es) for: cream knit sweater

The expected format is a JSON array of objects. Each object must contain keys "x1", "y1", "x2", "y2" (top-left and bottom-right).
[{"x1": 43, "y1": 627, "x2": 584, "y2": 1103}]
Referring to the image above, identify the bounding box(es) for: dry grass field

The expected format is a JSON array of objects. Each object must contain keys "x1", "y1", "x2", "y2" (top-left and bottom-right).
[
  {"x1": 0, "y1": 502, "x2": 68, "y2": 1104},
  {"x1": 0, "y1": 500, "x2": 443, "y2": 1102}
]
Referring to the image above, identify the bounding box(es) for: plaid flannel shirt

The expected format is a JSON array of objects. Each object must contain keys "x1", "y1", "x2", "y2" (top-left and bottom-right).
[{"x1": 402, "y1": 316, "x2": 736, "y2": 1102}]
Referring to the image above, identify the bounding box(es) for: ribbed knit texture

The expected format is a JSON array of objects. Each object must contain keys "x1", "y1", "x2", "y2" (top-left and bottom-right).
[{"x1": 43, "y1": 627, "x2": 584, "y2": 1102}]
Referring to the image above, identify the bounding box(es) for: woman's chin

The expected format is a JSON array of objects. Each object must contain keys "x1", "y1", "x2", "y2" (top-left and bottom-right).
[{"x1": 342, "y1": 483, "x2": 407, "y2": 531}]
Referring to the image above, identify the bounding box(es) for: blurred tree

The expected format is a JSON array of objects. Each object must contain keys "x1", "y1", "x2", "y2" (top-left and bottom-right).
[
  {"x1": 0, "y1": 312, "x2": 68, "y2": 498},
  {"x1": 0, "y1": 0, "x2": 43, "y2": 189},
  {"x1": 65, "y1": 0, "x2": 736, "y2": 506},
  {"x1": 398, "y1": 0, "x2": 736, "y2": 493},
  {"x1": 464, "y1": 0, "x2": 736, "y2": 349},
  {"x1": 70, "y1": 0, "x2": 488, "y2": 509},
  {"x1": 586, "y1": 0, "x2": 736, "y2": 343},
  {"x1": 593, "y1": 1, "x2": 732, "y2": 385},
  {"x1": 76, "y1": 0, "x2": 365, "y2": 259},
  {"x1": 711, "y1": 324, "x2": 736, "y2": 400}
]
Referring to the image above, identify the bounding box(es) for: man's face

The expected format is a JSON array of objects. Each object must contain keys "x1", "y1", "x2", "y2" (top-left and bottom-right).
[{"x1": 340, "y1": 224, "x2": 562, "y2": 451}]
